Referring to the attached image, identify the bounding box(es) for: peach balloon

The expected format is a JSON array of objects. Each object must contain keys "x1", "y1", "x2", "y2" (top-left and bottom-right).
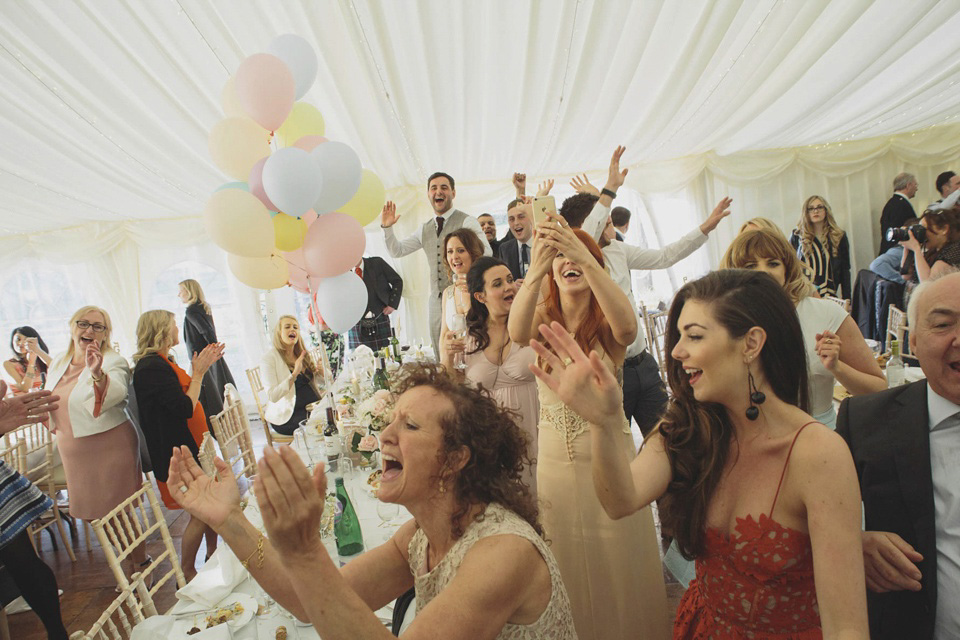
[
  {"x1": 235, "y1": 53, "x2": 295, "y2": 131},
  {"x1": 292, "y1": 135, "x2": 328, "y2": 152},
  {"x1": 302, "y1": 212, "x2": 366, "y2": 278}
]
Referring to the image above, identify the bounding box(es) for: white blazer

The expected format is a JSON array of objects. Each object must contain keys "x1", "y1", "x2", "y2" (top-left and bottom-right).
[
  {"x1": 47, "y1": 349, "x2": 131, "y2": 438},
  {"x1": 260, "y1": 349, "x2": 322, "y2": 426}
]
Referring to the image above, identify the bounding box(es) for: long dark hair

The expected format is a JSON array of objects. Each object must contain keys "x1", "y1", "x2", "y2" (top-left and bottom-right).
[
  {"x1": 9, "y1": 326, "x2": 49, "y2": 376},
  {"x1": 465, "y1": 256, "x2": 508, "y2": 354},
  {"x1": 391, "y1": 364, "x2": 540, "y2": 539},
  {"x1": 658, "y1": 269, "x2": 809, "y2": 559}
]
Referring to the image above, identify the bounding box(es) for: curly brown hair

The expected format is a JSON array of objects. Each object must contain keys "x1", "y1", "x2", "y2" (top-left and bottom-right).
[{"x1": 390, "y1": 363, "x2": 541, "y2": 539}]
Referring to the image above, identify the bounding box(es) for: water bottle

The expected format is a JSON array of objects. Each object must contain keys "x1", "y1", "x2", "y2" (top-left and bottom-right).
[
  {"x1": 333, "y1": 477, "x2": 364, "y2": 562},
  {"x1": 886, "y1": 340, "x2": 905, "y2": 388}
]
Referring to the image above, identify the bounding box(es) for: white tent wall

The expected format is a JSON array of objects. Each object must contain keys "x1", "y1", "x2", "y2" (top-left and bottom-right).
[{"x1": 2, "y1": 124, "x2": 958, "y2": 378}]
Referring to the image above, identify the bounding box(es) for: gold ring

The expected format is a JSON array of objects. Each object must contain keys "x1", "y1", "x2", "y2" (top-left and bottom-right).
[{"x1": 562, "y1": 357, "x2": 573, "y2": 367}]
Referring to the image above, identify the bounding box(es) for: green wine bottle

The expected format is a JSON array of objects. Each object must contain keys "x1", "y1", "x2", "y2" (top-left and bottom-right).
[
  {"x1": 334, "y1": 477, "x2": 364, "y2": 559},
  {"x1": 372, "y1": 356, "x2": 390, "y2": 392},
  {"x1": 390, "y1": 327, "x2": 401, "y2": 362}
]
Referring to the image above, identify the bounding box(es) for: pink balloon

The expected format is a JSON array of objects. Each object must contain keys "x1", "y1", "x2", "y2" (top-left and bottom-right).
[
  {"x1": 282, "y1": 248, "x2": 311, "y2": 291},
  {"x1": 302, "y1": 210, "x2": 319, "y2": 225},
  {"x1": 292, "y1": 135, "x2": 328, "y2": 152},
  {"x1": 302, "y1": 212, "x2": 366, "y2": 278},
  {"x1": 248, "y1": 157, "x2": 278, "y2": 212},
  {"x1": 235, "y1": 54, "x2": 295, "y2": 131}
]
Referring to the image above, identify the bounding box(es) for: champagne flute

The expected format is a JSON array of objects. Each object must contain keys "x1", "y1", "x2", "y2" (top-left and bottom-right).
[{"x1": 448, "y1": 312, "x2": 468, "y2": 371}]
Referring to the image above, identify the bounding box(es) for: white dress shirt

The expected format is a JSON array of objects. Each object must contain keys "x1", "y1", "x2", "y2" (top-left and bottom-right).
[
  {"x1": 582, "y1": 202, "x2": 707, "y2": 358},
  {"x1": 381, "y1": 209, "x2": 492, "y2": 257},
  {"x1": 927, "y1": 386, "x2": 960, "y2": 639}
]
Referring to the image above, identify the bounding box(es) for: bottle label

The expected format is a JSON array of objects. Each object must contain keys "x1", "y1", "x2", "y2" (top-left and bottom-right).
[{"x1": 332, "y1": 498, "x2": 344, "y2": 526}]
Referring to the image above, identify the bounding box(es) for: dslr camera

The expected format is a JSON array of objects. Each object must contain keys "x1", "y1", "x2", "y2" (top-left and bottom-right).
[{"x1": 886, "y1": 223, "x2": 926, "y2": 243}]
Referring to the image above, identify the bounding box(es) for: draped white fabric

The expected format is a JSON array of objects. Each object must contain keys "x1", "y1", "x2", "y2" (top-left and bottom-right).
[{"x1": 1, "y1": 0, "x2": 960, "y2": 359}]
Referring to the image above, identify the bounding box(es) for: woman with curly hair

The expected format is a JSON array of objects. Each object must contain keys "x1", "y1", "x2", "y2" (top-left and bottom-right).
[
  {"x1": 790, "y1": 195, "x2": 851, "y2": 298},
  {"x1": 722, "y1": 229, "x2": 886, "y2": 428},
  {"x1": 508, "y1": 213, "x2": 668, "y2": 640},
  {"x1": 530, "y1": 269, "x2": 868, "y2": 638},
  {"x1": 166, "y1": 364, "x2": 576, "y2": 639}
]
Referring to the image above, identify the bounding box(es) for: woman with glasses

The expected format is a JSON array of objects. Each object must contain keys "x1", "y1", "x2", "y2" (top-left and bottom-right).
[
  {"x1": 47, "y1": 306, "x2": 147, "y2": 575},
  {"x1": 789, "y1": 196, "x2": 851, "y2": 298}
]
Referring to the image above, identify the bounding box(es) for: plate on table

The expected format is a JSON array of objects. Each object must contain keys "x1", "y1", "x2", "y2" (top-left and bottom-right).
[{"x1": 199, "y1": 593, "x2": 256, "y2": 631}]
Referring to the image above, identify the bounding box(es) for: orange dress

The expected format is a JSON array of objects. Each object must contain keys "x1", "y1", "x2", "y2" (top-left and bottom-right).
[
  {"x1": 155, "y1": 356, "x2": 207, "y2": 509},
  {"x1": 673, "y1": 423, "x2": 822, "y2": 639}
]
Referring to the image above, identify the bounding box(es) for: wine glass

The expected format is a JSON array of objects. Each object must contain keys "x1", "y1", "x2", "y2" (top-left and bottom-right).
[
  {"x1": 377, "y1": 500, "x2": 400, "y2": 528},
  {"x1": 448, "y1": 312, "x2": 468, "y2": 371}
]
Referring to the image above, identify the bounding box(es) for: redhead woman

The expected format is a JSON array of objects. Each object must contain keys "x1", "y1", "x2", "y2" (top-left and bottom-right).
[
  {"x1": 722, "y1": 229, "x2": 886, "y2": 427},
  {"x1": 508, "y1": 212, "x2": 669, "y2": 640},
  {"x1": 168, "y1": 364, "x2": 576, "y2": 639},
  {"x1": 530, "y1": 270, "x2": 868, "y2": 638},
  {"x1": 47, "y1": 306, "x2": 145, "y2": 572}
]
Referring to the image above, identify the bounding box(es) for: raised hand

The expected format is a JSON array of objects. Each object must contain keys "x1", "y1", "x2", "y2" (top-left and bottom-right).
[
  {"x1": 815, "y1": 330, "x2": 841, "y2": 372},
  {"x1": 700, "y1": 197, "x2": 733, "y2": 234},
  {"x1": 604, "y1": 145, "x2": 628, "y2": 192},
  {"x1": 0, "y1": 384, "x2": 60, "y2": 434},
  {"x1": 255, "y1": 447, "x2": 327, "y2": 560},
  {"x1": 85, "y1": 342, "x2": 104, "y2": 377},
  {"x1": 536, "y1": 179, "x2": 554, "y2": 196},
  {"x1": 380, "y1": 201, "x2": 399, "y2": 228},
  {"x1": 899, "y1": 228, "x2": 923, "y2": 254},
  {"x1": 537, "y1": 212, "x2": 593, "y2": 266},
  {"x1": 528, "y1": 321, "x2": 623, "y2": 426},
  {"x1": 527, "y1": 222, "x2": 559, "y2": 281},
  {"x1": 168, "y1": 446, "x2": 242, "y2": 529},
  {"x1": 292, "y1": 350, "x2": 307, "y2": 378},
  {"x1": 192, "y1": 342, "x2": 225, "y2": 378},
  {"x1": 513, "y1": 172, "x2": 527, "y2": 196},
  {"x1": 569, "y1": 174, "x2": 599, "y2": 196}
]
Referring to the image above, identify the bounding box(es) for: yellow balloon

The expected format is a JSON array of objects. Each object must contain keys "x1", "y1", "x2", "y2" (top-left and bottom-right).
[
  {"x1": 276, "y1": 102, "x2": 325, "y2": 147},
  {"x1": 341, "y1": 169, "x2": 386, "y2": 227},
  {"x1": 273, "y1": 212, "x2": 308, "y2": 251},
  {"x1": 209, "y1": 117, "x2": 271, "y2": 181},
  {"x1": 227, "y1": 252, "x2": 290, "y2": 290},
  {"x1": 221, "y1": 76, "x2": 246, "y2": 118},
  {"x1": 202, "y1": 189, "x2": 274, "y2": 257}
]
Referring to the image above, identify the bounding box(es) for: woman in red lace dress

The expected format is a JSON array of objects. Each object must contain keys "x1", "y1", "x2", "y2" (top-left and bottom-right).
[{"x1": 529, "y1": 269, "x2": 868, "y2": 639}]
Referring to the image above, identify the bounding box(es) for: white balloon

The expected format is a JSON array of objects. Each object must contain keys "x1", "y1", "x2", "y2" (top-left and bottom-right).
[
  {"x1": 311, "y1": 141, "x2": 363, "y2": 213},
  {"x1": 315, "y1": 271, "x2": 367, "y2": 334},
  {"x1": 266, "y1": 34, "x2": 318, "y2": 100},
  {"x1": 262, "y1": 147, "x2": 324, "y2": 217}
]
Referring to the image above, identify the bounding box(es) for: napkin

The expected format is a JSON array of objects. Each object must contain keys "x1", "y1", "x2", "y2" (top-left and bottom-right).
[
  {"x1": 176, "y1": 548, "x2": 247, "y2": 609},
  {"x1": 130, "y1": 616, "x2": 234, "y2": 640}
]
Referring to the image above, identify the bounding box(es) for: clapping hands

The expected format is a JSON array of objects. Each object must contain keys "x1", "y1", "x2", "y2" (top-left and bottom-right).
[{"x1": 192, "y1": 342, "x2": 225, "y2": 378}]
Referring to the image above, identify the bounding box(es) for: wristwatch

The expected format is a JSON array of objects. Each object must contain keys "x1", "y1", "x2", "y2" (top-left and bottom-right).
[{"x1": 601, "y1": 188, "x2": 617, "y2": 199}]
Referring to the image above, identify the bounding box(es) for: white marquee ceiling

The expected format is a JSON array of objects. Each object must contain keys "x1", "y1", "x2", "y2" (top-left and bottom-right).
[{"x1": 2, "y1": 0, "x2": 960, "y2": 235}]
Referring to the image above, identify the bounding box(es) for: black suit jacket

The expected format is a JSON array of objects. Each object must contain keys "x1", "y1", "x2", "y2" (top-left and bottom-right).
[
  {"x1": 360, "y1": 257, "x2": 403, "y2": 317},
  {"x1": 499, "y1": 238, "x2": 521, "y2": 280},
  {"x1": 836, "y1": 381, "x2": 937, "y2": 640},
  {"x1": 879, "y1": 194, "x2": 915, "y2": 255}
]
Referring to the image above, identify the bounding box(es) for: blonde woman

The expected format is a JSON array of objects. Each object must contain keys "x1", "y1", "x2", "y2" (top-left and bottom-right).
[
  {"x1": 790, "y1": 196, "x2": 852, "y2": 298},
  {"x1": 738, "y1": 216, "x2": 784, "y2": 237},
  {"x1": 262, "y1": 315, "x2": 324, "y2": 436},
  {"x1": 722, "y1": 229, "x2": 885, "y2": 428},
  {"x1": 46, "y1": 306, "x2": 146, "y2": 572},
  {"x1": 178, "y1": 279, "x2": 235, "y2": 431},
  {"x1": 132, "y1": 310, "x2": 223, "y2": 580}
]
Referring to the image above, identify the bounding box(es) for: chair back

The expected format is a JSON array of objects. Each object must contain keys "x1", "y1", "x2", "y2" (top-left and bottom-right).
[
  {"x1": 197, "y1": 432, "x2": 217, "y2": 478},
  {"x1": 823, "y1": 295, "x2": 852, "y2": 313},
  {"x1": 68, "y1": 571, "x2": 156, "y2": 639},
  {"x1": 887, "y1": 304, "x2": 908, "y2": 352},
  {"x1": 640, "y1": 302, "x2": 670, "y2": 383},
  {"x1": 246, "y1": 366, "x2": 277, "y2": 447},
  {"x1": 211, "y1": 397, "x2": 257, "y2": 482},
  {"x1": 91, "y1": 481, "x2": 185, "y2": 597}
]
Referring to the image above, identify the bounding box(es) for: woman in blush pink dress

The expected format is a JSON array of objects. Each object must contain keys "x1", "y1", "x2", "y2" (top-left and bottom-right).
[{"x1": 444, "y1": 256, "x2": 539, "y2": 493}]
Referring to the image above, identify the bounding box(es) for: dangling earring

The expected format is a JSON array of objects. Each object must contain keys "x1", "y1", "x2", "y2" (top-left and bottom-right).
[
  {"x1": 438, "y1": 477, "x2": 446, "y2": 494},
  {"x1": 746, "y1": 369, "x2": 766, "y2": 421}
]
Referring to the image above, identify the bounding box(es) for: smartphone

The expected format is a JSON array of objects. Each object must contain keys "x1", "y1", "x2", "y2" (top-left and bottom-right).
[{"x1": 532, "y1": 196, "x2": 557, "y2": 226}]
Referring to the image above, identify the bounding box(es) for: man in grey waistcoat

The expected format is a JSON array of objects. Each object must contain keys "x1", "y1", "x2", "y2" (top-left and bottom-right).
[{"x1": 380, "y1": 172, "x2": 491, "y2": 354}]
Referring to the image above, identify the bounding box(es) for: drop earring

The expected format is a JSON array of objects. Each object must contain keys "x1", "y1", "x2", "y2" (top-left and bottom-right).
[{"x1": 746, "y1": 370, "x2": 766, "y2": 421}]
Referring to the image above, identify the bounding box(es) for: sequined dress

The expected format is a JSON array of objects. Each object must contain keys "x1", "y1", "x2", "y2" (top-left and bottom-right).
[{"x1": 536, "y1": 377, "x2": 670, "y2": 640}]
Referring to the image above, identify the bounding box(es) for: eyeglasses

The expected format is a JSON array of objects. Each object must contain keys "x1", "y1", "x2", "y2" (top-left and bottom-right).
[
  {"x1": 76, "y1": 320, "x2": 107, "y2": 333},
  {"x1": 806, "y1": 205, "x2": 826, "y2": 212}
]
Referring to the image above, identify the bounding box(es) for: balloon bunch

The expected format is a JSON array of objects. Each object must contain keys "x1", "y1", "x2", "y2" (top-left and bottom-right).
[{"x1": 204, "y1": 34, "x2": 386, "y2": 334}]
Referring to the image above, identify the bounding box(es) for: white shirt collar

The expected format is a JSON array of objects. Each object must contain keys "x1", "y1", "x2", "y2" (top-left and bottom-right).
[
  {"x1": 894, "y1": 191, "x2": 913, "y2": 200},
  {"x1": 927, "y1": 384, "x2": 960, "y2": 432}
]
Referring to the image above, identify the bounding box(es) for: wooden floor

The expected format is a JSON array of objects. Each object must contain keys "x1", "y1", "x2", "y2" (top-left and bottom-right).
[{"x1": 10, "y1": 418, "x2": 686, "y2": 638}]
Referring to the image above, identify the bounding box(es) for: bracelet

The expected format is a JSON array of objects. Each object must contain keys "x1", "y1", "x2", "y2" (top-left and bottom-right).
[
  {"x1": 241, "y1": 534, "x2": 265, "y2": 570},
  {"x1": 91, "y1": 371, "x2": 105, "y2": 383},
  {"x1": 23, "y1": 372, "x2": 35, "y2": 378},
  {"x1": 601, "y1": 188, "x2": 617, "y2": 199}
]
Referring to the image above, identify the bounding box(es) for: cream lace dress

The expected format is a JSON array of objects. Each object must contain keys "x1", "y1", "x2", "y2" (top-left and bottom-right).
[
  {"x1": 408, "y1": 502, "x2": 577, "y2": 639},
  {"x1": 537, "y1": 375, "x2": 670, "y2": 640}
]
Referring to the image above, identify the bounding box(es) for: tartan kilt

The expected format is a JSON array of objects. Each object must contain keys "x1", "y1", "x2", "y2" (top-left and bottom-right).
[{"x1": 348, "y1": 314, "x2": 393, "y2": 351}]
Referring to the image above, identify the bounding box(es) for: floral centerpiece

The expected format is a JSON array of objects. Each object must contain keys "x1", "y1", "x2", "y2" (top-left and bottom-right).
[{"x1": 348, "y1": 389, "x2": 394, "y2": 464}]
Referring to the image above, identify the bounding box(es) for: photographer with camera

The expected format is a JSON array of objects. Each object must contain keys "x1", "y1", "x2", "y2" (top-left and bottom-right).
[{"x1": 896, "y1": 203, "x2": 960, "y2": 282}]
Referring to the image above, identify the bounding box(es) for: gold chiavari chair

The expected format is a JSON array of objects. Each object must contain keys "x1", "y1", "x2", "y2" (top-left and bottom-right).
[
  {"x1": 639, "y1": 303, "x2": 670, "y2": 384},
  {"x1": 246, "y1": 366, "x2": 293, "y2": 447},
  {"x1": 210, "y1": 396, "x2": 258, "y2": 483},
  {"x1": 823, "y1": 295, "x2": 852, "y2": 313},
  {"x1": 887, "y1": 304, "x2": 907, "y2": 349},
  {"x1": 91, "y1": 481, "x2": 185, "y2": 597},
  {"x1": 197, "y1": 432, "x2": 217, "y2": 478},
  {"x1": 6, "y1": 422, "x2": 75, "y2": 561},
  {"x1": 68, "y1": 571, "x2": 156, "y2": 639}
]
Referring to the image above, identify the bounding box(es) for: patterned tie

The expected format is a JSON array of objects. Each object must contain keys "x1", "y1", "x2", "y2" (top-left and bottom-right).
[
  {"x1": 520, "y1": 243, "x2": 529, "y2": 277},
  {"x1": 436, "y1": 216, "x2": 445, "y2": 236}
]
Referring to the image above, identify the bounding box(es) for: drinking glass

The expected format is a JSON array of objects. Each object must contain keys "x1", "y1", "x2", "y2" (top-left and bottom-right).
[
  {"x1": 377, "y1": 501, "x2": 400, "y2": 528},
  {"x1": 448, "y1": 313, "x2": 468, "y2": 370}
]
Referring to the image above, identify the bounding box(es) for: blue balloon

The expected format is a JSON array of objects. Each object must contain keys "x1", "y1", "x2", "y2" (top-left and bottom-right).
[{"x1": 214, "y1": 181, "x2": 250, "y2": 193}]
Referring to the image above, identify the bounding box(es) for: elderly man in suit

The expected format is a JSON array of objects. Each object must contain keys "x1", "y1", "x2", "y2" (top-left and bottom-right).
[
  {"x1": 380, "y1": 172, "x2": 490, "y2": 354},
  {"x1": 837, "y1": 269, "x2": 960, "y2": 640},
  {"x1": 878, "y1": 172, "x2": 918, "y2": 255},
  {"x1": 347, "y1": 256, "x2": 403, "y2": 351}
]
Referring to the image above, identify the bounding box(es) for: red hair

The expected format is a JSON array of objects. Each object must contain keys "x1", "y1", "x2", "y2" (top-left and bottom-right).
[{"x1": 539, "y1": 229, "x2": 617, "y2": 363}]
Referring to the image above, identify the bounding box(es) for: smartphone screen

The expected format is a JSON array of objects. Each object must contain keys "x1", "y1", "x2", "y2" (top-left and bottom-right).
[{"x1": 532, "y1": 196, "x2": 557, "y2": 226}]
